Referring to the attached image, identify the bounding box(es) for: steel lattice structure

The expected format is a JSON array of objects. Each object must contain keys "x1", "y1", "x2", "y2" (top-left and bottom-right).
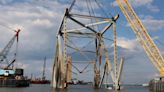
[{"x1": 52, "y1": 4, "x2": 124, "y2": 89}]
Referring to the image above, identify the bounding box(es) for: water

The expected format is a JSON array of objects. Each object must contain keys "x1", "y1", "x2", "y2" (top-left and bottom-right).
[{"x1": 0, "y1": 84, "x2": 150, "y2": 92}]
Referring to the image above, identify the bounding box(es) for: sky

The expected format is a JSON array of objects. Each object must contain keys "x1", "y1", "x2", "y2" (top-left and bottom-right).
[{"x1": 0, "y1": 0, "x2": 163, "y2": 84}]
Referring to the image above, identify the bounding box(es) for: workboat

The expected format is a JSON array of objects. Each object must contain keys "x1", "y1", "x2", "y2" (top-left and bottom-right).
[
  {"x1": 0, "y1": 68, "x2": 30, "y2": 87},
  {"x1": 30, "y1": 57, "x2": 50, "y2": 84}
]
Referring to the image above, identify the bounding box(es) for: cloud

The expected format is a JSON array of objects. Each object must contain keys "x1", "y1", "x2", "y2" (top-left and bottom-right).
[
  {"x1": 32, "y1": 19, "x2": 53, "y2": 27},
  {"x1": 0, "y1": 0, "x2": 13, "y2": 4},
  {"x1": 0, "y1": 0, "x2": 69, "y2": 79},
  {"x1": 12, "y1": 11, "x2": 41, "y2": 18},
  {"x1": 142, "y1": 16, "x2": 164, "y2": 31},
  {"x1": 117, "y1": 37, "x2": 140, "y2": 52},
  {"x1": 146, "y1": 3, "x2": 160, "y2": 12},
  {"x1": 113, "y1": 37, "x2": 158, "y2": 84},
  {"x1": 0, "y1": 0, "x2": 102, "y2": 80},
  {"x1": 125, "y1": 15, "x2": 164, "y2": 32},
  {"x1": 111, "y1": 0, "x2": 159, "y2": 12}
]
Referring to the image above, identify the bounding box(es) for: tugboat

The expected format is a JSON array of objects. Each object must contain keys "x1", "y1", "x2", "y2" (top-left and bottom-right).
[
  {"x1": 30, "y1": 57, "x2": 50, "y2": 84},
  {"x1": 30, "y1": 77, "x2": 50, "y2": 84},
  {"x1": 0, "y1": 29, "x2": 30, "y2": 87}
]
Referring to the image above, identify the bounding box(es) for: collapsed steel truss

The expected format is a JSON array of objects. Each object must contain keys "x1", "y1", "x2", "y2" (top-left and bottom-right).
[{"x1": 52, "y1": 8, "x2": 124, "y2": 90}]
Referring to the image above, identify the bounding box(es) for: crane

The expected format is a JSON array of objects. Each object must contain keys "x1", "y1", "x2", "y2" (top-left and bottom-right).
[
  {"x1": 0, "y1": 29, "x2": 20, "y2": 69},
  {"x1": 116, "y1": 0, "x2": 164, "y2": 76},
  {"x1": 42, "y1": 57, "x2": 46, "y2": 80}
]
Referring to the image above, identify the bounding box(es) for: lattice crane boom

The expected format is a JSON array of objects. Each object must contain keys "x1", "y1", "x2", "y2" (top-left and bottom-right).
[
  {"x1": 0, "y1": 29, "x2": 20, "y2": 64},
  {"x1": 116, "y1": 0, "x2": 164, "y2": 76}
]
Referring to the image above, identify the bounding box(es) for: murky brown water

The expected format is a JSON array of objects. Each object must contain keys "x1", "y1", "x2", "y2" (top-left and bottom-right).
[{"x1": 0, "y1": 84, "x2": 150, "y2": 92}]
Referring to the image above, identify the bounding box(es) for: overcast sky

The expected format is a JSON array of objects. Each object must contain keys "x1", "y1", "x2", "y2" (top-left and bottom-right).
[{"x1": 0, "y1": 0, "x2": 163, "y2": 84}]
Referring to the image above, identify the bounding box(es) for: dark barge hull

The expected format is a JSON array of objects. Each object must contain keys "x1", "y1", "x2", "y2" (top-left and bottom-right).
[
  {"x1": 0, "y1": 79, "x2": 30, "y2": 87},
  {"x1": 31, "y1": 80, "x2": 50, "y2": 84}
]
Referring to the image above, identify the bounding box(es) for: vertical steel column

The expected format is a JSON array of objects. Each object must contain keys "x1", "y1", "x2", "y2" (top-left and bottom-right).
[
  {"x1": 52, "y1": 35, "x2": 61, "y2": 88},
  {"x1": 113, "y1": 22, "x2": 120, "y2": 90},
  {"x1": 57, "y1": 35, "x2": 64, "y2": 88},
  {"x1": 66, "y1": 56, "x2": 72, "y2": 83},
  {"x1": 63, "y1": 16, "x2": 68, "y2": 88}
]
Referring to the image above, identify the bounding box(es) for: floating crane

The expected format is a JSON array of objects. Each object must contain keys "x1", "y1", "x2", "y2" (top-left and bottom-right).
[
  {"x1": 0, "y1": 29, "x2": 20, "y2": 69},
  {"x1": 0, "y1": 29, "x2": 30, "y2": 87},
  {"x1": 116, "y1": 0, "x2": 164, "y2": 76}
]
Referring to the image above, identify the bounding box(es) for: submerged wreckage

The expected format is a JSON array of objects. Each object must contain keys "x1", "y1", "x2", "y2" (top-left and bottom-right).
[{"x1": 52, "y1": 0, "x2": 164, "y2": 91}]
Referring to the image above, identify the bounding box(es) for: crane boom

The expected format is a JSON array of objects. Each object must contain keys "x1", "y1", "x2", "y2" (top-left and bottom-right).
[
  {"x1": 116, "y1": 0, "x2": 164, "y2": 76},
  {"x1": 5, "y1": 59, "x2": 16, "y2": 69},
  {"x1": 42, "y1": 57, "x2": 46, "y2": 80},
  {"x1": 0, "y1": 29, "x2": 20, "y2": 64}
]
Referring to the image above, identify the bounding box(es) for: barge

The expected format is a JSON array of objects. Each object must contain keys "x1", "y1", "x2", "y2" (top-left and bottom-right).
[{"x1": 0, "y1": 68, "x2": 30, "y2": 87}]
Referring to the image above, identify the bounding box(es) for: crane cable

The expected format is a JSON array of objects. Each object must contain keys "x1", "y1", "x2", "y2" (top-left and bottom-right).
[
  {"x1": 94, "y1": 0, "x2": 113, "y2": 17},
  {"x1": 86, "y1": 0, "x2": 99, "y2": 64},
  {"x1": 86, "y1": 0, "x2": 97, "y2": 30},
  {"x1": 66, "y1": 38, "x2": 93, "y2": 61},
  {"x1": 68, "y1": 61, "x2": 92, "y2": 74},
  {"x1": 0, "y1": 22, "x2": 13, "y2": 30},
  {"x1": 68, "y1": 39, "x2": 95, "y2": 55}
]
